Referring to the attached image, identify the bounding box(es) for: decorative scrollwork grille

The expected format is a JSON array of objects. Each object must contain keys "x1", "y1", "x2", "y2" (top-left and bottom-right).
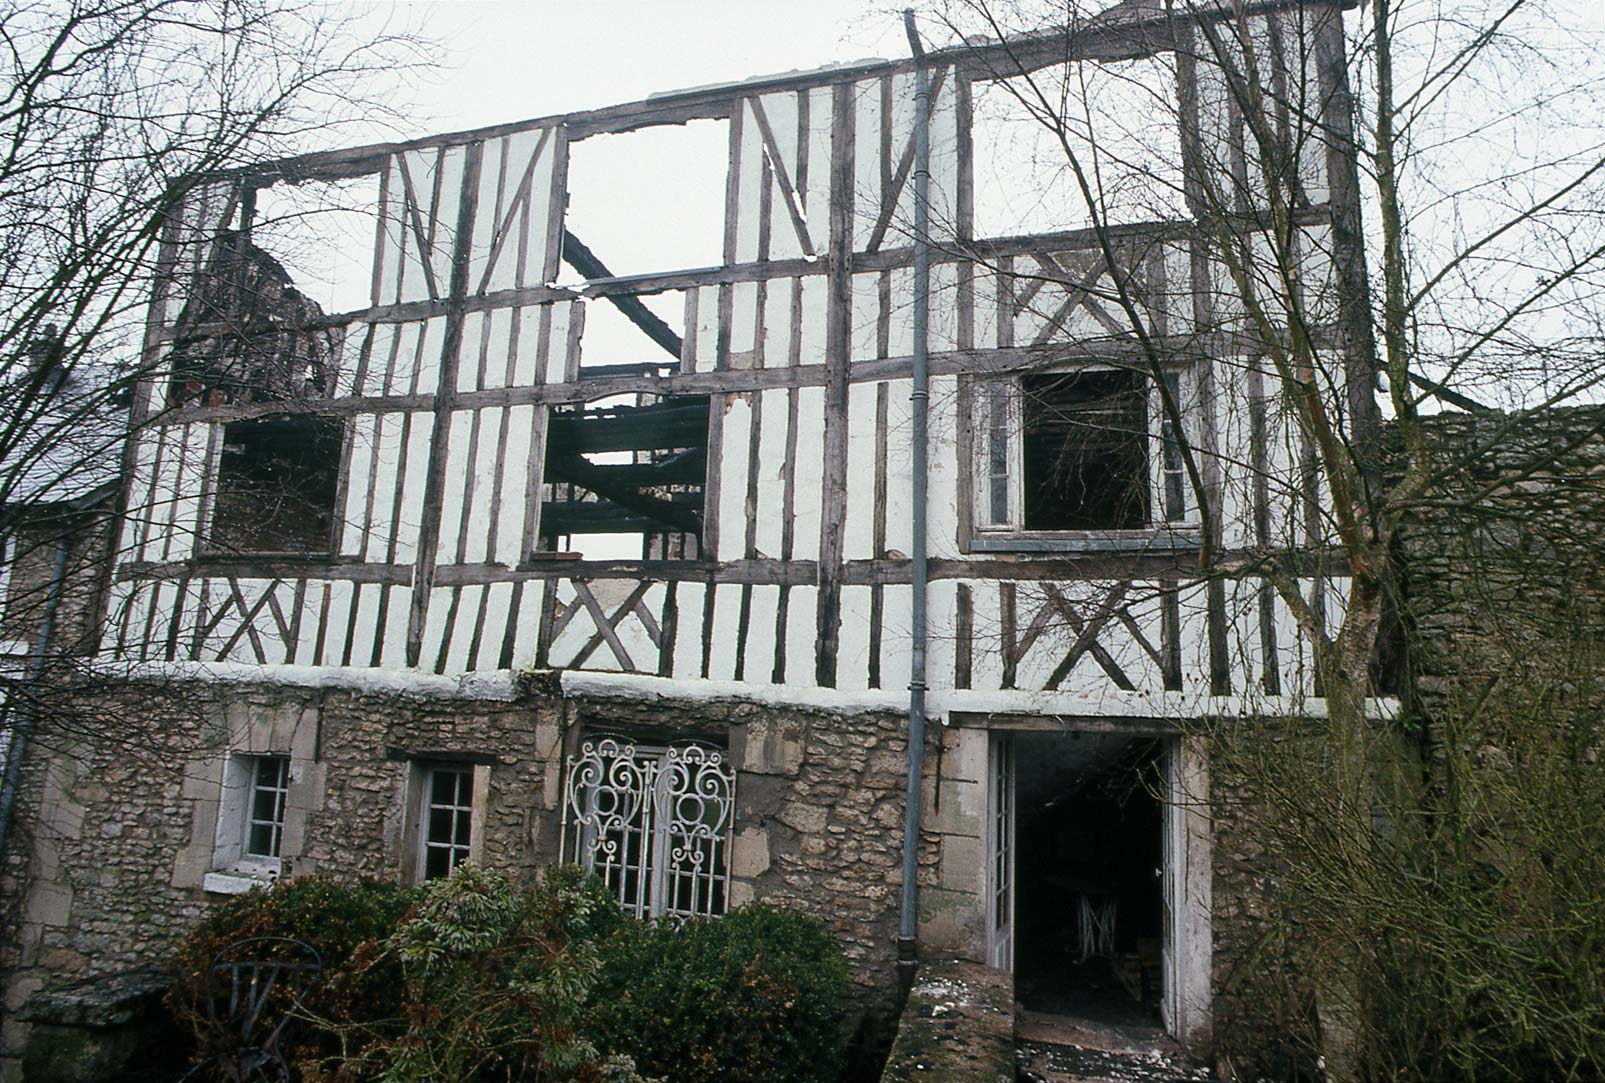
[{"x1": 561, "y1": 736, "x2": 735, "y2": 918}]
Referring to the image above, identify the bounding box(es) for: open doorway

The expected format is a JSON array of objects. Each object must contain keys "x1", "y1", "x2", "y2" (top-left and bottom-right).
[{"x1": 991, "y1": 731, "x2": 1167, "y2": 1029}]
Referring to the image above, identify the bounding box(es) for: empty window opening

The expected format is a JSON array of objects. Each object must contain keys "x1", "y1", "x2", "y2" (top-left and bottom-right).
[
  {"x1": 540, "y1": 392, "x2": 708, "y2": 561},
  {"x1": 419, "y1": 764, "x2": 474, "y2": 880},
  {"x1": 970, "y1": 55, "x2": 1185, "y2": 239},
  {"x1": 569, "y1": 286, "x2": 688, "y2": 374},
  {"x1": 1024, "y1": 369, "x2": 1148, "y2": 530},
  {"x1": 1009, "y1": 733, "x2": 1165, "y2": 1026},
  {"x1": 250, "y1": 174, "x2": 384, "y2": 318},
  {"x1": 561, "y1": 120, "x2": 730, "y2": 278},
  {"x1": 208, "y1": 415, "x2": 343, "y2": 556},
  {"x1": 167, "y1": 232, "x2": 343, "y2": 407},
  {"x1": 561, "y1": 735, "x2": 734, "y2": 919}
]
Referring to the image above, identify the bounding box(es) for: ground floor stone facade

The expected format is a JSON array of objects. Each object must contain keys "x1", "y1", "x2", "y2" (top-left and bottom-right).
[
  {"x1": 0, "y1": 675, "x2": 921, "y2": 1076},
  {"x1": 1, "y1": 673, "x2": 1291, "y2": 1081}
]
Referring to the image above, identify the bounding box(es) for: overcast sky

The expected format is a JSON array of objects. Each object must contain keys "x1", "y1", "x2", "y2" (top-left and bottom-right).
[{"x1": 358, "y1": 1, "x2": 914, "y2": 140}]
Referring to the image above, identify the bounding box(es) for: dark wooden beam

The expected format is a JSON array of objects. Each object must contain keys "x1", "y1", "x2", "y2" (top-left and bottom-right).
[{"x1": 562, "y1": 229, "x2": 684, "y2": 359}]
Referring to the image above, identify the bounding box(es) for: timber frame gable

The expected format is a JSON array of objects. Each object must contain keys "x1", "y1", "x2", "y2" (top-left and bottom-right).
[{"x1": 106, "y1": 0, "x2": 1366, "y2": 711}]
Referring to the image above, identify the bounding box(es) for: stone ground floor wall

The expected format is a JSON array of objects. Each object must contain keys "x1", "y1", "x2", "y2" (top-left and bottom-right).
[{"x1": 0, "y1": 675, "x2": 915, "y2": 1077}]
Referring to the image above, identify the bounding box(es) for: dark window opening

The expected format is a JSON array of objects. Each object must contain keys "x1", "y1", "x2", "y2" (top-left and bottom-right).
[
  {"x1": 539, "y1": 394, "x2": 708, "y2": 560},
  {"x1": 1022, "y1": 369, "x2": 1149, "y2": 530},
  {"x1": 208, "y1": 415, "x2": 342, "y2": 555}
]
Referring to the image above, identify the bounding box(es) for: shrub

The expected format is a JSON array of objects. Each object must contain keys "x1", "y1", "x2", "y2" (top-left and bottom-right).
[
  {"x1": 585, "y1": 904, "x2": 851, "y2": 1083},
  {"x1": 167, "y1": 875, "x2": 418, "y2": 1076},
  {"x1": 360, "y1": 864, "x2": 653, "y2": 1083}
]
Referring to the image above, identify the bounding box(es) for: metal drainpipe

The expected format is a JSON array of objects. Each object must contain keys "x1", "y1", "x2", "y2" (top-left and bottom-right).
[
  {"x1": 897, "y1": 7, "x2": 931, "y2": 993},
  {"x1": 0, "y1": 528, "x2": 71, "y2": 867}
]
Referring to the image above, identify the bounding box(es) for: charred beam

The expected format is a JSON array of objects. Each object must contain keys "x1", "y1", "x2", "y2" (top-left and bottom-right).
[
  {"x1": 562, "y1": 229, "x2": 685, "y2": 359},
  {"x1": 546, "y1": 399, "x2": 709, "y2": 455},
  {"x1": 544, "y1": 450, "x2": 703, "y2": 534},
  {"x1": 540, "y1": 501, "x2": 698, "y2": 536}
]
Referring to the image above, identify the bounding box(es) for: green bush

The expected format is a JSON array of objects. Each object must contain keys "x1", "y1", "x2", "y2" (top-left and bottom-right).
[
  {"x1": 166, "y1": 868, "x2": 849, "y2": 1083},
  {"x1": 585, "y1": 904, "x2": 851, "y2": 1083},
  {"x1": 167, "y1": 875, "x2": 419, "y2": 1076},
  {"x1": 364, "y1": 864, "x2": 653, "y2": 1083}
]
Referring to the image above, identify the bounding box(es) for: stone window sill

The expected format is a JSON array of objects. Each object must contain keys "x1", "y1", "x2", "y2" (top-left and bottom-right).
[{"x1": 202, "y1": 864, "x2": 279, "y2": 895}]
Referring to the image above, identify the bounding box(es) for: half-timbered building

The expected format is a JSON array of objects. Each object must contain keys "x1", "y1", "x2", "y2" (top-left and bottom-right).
[{"x1": 1, "y1": 0, "x2": 1375, "y2": 1074}]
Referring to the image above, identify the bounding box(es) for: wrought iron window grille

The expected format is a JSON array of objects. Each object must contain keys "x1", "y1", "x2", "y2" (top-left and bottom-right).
[{"x1": 560, "y1": 735, "x2": 734, "y2": 919}]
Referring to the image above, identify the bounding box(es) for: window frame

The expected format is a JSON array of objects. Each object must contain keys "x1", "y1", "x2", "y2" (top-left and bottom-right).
[
  {"x1": 208, "y1": 752, "x2": 291, "y2": 887},
  {"x1": 966, "y1": 364, "x2": 1202, "y2": 553},
  {"x1": 404, "y1": 759, "x2": 490, "y2": 883}
]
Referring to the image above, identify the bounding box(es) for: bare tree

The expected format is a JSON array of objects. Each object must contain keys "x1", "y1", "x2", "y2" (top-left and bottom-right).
[
  {"x1": 0, "y1": 0, "x2": 422, "y2": 863},
  {"x1": 922, "y1": 0, "x2": 1605, "y2": 1076}
]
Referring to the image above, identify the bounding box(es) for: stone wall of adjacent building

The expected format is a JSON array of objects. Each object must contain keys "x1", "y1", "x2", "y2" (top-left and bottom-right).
[
  {"x1": 1397, "y1": 406, "x2": 1605, "y2": 718},
  {"x1": 0, "y1": 676, "x2": 917, "y2": 1076}
]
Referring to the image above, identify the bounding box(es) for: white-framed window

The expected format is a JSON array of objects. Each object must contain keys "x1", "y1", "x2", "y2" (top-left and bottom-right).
[
  {"x1": 207, "y1": 753, "x2": 290, "y2": 891},
  {"x1": 972, "y1": 366, "x2": 1196, "y2": 547},
  {"x1": 243, "y1": 755, "x2": 290, "y2": 859},
  {"x1": 561, "y1": 736, "x2": 735, "y2": 919},
  {"x1": 404, "y1": 760, "x2": 489, "y2": 882}
]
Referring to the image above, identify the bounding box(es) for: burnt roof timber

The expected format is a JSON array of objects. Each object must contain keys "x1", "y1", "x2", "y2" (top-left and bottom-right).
[{"x1": 211, "y1": 0, "x2": 1355, "y2": 189}]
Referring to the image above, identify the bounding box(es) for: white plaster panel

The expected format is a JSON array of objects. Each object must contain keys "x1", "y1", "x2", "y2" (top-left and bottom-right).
[
  {"x1": 377, "y1": 584, "x2": 413, "y2": 669},
  {"x1": 878, "y1": 582, "x2": 914, "y2": 692},
  {"x1": 433, "y1": 409, "x2": 475, "y2": 565},
  {"x1": 842, "y1": 381, "x2": 880, "y2": 562},
  {"x1": 850, "y1": 271, "x2": 879, "y2": 363},
  {"x1": 788, "y1": 386, "x2": 825, "y2": 562},
  {"x1": 363, "y1": 412, "x2": 405, "y2": 562},
  {"x1": 716, "y1": 394, "x2": 754, "y2": 562},
  {"x1": 782, "y1": 584, "x2": 819, "y2": 686},
  {"x1": 803, "y1": 87, "x2": 834, "y2": 254},
  {"x1": 761, "y1": 278, "x2": 795, "y2": 368},
  {"x1": 739, "y1": 584, "x2": 780, "y2": 684},
  {"x1": 835, "y1": 584, "x2": 873, "y2": 692},
  {"x1": 493, "y1": 404, "x2": 534, "y2": 567},
  {"x1": 880, "y1": 377, "x2": 915, "y2": 560},
  {"x1": 734, "y1": 99, "x2": 767, "y2": 266},
  {"x1": 924, "y1": 375, "x2": 962, "y2": 559},
  {"x1": 669, "y1": 581, "x2": 708, "y2": 681},
  {"x1": 707, "y1": 579, "x2": 746, "y2": 681},
  {"x1": 753, "y1": 388, "x2": 789, "y2": 560},
  {"x1": 885, "y1": 266, "x2": 915, "y2": 359},
  {"x1": 508, "y1": 578, "x2": 545, "y2": 672},
  {"x1": 851, "y1": 78, "x2": 883, "y2": 252},
  {"x1": 797, "y1": 274, "x2": 828, "y2": 366},
  {"x1": 729, "y1": 280, "x2": 759, "y2": 367},
  {"x1": 929, "y1": 260, "x2": 962, "y2": 354},
  {"x1": 165, "y1": 422, "x2": 212, "y2": 562}
]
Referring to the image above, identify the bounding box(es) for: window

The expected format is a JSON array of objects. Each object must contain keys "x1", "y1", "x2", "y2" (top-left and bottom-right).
[
  {"x1": 206, "y1": 753, "x2": 290, "y2": 891},
  {"x1": 561, "y1": 737, "x2": 734, "y2": 919},
  {"x1": 207, "y1": 415, "x2": 342, "y2": 555},
  {"x1": 244, "y1": 755, "x2": 289, "y2": 859},
  {"x1": 974, "y1": 367, "x2": 1191, "y2": 542},
  {"x1": 418, "y1": 764, "x2": 475, "y2": 880}
]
